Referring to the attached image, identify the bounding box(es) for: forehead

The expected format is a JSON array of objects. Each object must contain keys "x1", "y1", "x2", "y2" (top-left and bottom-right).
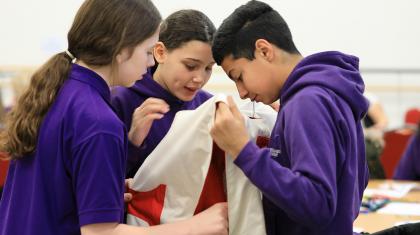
[
  {"x1": 221, "y1": 55, "x2": 250, "y2": 74},
  {"x1": 168, "y1": 41, "x2": 213, "y2": 61}
]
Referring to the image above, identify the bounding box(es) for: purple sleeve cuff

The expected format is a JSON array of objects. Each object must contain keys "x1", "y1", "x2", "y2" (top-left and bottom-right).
[
  {"x1": 79, "y1": 208, "x2": 122, "y2": 226},
  {"x1": 234, "y1": 140, "x2": 261, "y2": 171}
]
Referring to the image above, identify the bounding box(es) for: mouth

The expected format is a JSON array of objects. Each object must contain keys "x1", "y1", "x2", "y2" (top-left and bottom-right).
[{"x1": 185, "y1": 87, "x2": 199, "y2": 93}]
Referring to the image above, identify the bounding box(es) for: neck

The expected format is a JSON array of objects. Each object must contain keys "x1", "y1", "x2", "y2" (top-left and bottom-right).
[
  {"x1": 76, "y1": 60, "x2": 112, "y2": 87},
  {"x1": 273, "y1": 50, "x2": 303, "y2": 88}
]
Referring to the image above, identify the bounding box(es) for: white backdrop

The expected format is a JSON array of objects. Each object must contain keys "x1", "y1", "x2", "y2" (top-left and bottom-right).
[
  {"x1": 1, "y1": 0, "x2": 420, "y2": 128},
  {"x1": 1, "y1": 0, "x2": 420, "y2": 69}
]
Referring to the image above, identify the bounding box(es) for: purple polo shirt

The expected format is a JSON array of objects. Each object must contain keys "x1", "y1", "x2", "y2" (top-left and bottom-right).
[
  {"x1": 394, "y1": 133, "x2": 420, "y2": 180},
  {"x1": 234, "y1": 52, "x2": 369, "y2": 235},
  {"x1": 0, "y1": 64, "x2": 127, "y2": 235},
  {"x1": 111, "y1": 71, "x2": 212, "y2": 178}
]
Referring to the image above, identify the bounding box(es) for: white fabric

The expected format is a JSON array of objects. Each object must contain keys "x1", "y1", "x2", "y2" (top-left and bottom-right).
[{"x1": 127, "y1": 95, "x2": 277, "y2": 234}]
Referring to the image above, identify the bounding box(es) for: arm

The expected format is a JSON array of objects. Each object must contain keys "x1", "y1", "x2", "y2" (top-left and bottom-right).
[
  {"x1": 81, "y1": 202, "x2": 228, "y2": 235},
  {"x1": 112, "y1": 93, "x2": 168, "y2": 176},
  {"x1": 127, "y1": 98, "x2": 169, "y2": 147},
  {"x1": 239, "y1": 95, "x2": 338, "y2": 228},
  {"x1": 75, "y1": 134, "x2": 228, "y2": 235},
  {"x1": 211, "y1": 96, "x2": 338, "y2": 228}
]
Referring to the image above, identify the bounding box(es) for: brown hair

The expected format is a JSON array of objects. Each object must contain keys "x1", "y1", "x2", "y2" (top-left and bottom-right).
[
  {"x1": 159, "y1": 9, "x2": 216, "y2": 51},
  {"x1": 0, "y1": 0, "x2": 161, "y2": 159}
]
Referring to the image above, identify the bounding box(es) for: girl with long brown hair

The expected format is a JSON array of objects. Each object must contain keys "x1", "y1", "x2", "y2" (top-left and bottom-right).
[{"x1": 0, "y1": 0, "x2": 227, "y2": 234}]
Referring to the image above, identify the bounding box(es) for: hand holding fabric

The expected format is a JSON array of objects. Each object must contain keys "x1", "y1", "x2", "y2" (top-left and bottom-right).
[
  {"x1": 128, "y1": 98, "x2": 169, "y2": 146},
  {"x1": 211, "y1": 96, "x2": 249, "y2": 159}
]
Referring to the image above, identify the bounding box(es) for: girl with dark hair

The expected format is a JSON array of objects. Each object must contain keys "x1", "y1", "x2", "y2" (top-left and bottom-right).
[
  {"x1": 111, "y1": 8, "x2": 225, "y2": 216},
  {"x1": 0, "y1": 1, "x2": 227, "y2": 235}
]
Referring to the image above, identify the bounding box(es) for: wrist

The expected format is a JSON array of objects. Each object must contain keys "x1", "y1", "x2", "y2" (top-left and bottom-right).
[
  {"x1": 229, "y1": 138, "x2": 249, "y2": 159},
  {"x1": 128, "y1": 130, "x2": 142, "y2": 147}
]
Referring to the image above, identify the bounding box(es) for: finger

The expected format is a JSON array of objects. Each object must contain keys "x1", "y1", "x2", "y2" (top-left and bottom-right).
[
  {"x1": 143, "y1": 113, "x2": 165, "y2": 122},
  {"x1": 125, "y1": 178, "x2": 133, "y2": 188},
  {"x1": 227, "y1": 96, "x2": 242, "y2": 118},
  {"x1": 143, "y1": 97, "x2": 169, "y2": 106},
  {"x1": 137, "y1": 103, "x2": 169, "y2": 116},
  {"x1": 137, "y1": 98, "x2": 169, "y2": 113},
  {"x1": 215, "y1": 102, "x2": 232, "y2": 118},
  {"x1": 124, "y1": 193, "x2": 133, "y2": 202}
]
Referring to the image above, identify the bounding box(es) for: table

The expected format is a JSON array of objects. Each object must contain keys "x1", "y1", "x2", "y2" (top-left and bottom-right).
[{"x1": 354, "y1": 180, "x2": 420, "y2": 233}]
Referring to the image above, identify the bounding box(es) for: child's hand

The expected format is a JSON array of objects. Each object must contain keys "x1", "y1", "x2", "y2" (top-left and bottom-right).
[
  {"x1": 124, "y1": 178, "x2": 133, "y2": 203},
  {"x1": 187, "y1": 202, "x2": 228, "y2": 235},
  {"x1": 128, "y1": 98, "x2": 169, "y2": 146},
  {"x1": 211, "y1": 96, "x2": 249, "y2": 159}
]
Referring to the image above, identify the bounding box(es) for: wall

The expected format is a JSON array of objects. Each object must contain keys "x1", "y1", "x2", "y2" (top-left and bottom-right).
[{"x1": 1, "y1": 0, "x2": 419, "y2": 128}]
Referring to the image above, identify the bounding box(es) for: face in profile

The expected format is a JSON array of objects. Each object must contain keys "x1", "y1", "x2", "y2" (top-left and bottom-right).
[
  {"x1": 154, "y1": 40, "x2": 215, "y2": 101},
  {"x1": 221, "y1": 53, "x2": 282, "y2": 105},
  {"x1": 116, "y1": 28, "x2": 160, "y2": 87}
]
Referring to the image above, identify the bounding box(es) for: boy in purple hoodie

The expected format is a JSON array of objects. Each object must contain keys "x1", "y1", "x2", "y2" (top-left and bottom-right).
[{"x1": 210, "y1": 1, "x2": 369, "y2": 235}]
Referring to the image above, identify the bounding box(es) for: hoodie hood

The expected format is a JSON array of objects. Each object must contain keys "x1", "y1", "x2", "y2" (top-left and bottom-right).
[
  {"x1": 280, "y1": 51, "x2": 368, "y2": 121},
  {"x1": 130, "y1": 70, "x2": 185, "y2": 106}
]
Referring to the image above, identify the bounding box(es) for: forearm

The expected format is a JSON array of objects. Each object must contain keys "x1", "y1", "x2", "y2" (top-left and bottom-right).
[
  {"x1": 235, "y1": 141, "x2": 336, "y2": 228},
  {"x1": 81, "y1": 221, "x2": 191, "y2": 235}
]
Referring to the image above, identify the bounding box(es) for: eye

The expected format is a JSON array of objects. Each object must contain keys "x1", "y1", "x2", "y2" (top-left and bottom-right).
[
  {"x1": 205, "y1": 66, "x2": 213, "y2": 72},
  {"x1": 184, "y1": 64, "x2": 197, "y2": 71}
]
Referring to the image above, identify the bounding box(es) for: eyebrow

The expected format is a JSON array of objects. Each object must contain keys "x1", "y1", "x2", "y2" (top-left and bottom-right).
[
  {"x1": 184, "y1": 58, "x2": 201, "y2": 63},
  {"x1": 183, "y1": 58, "x2": 216, "y2": 66}
]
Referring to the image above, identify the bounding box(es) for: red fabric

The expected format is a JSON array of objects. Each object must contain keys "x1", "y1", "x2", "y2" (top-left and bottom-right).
[
  {"x1": 128, "y1": 184, "x2": 166, "y2": 226},
  {"x1": 194, "y1": 143, "x2": 227, "y2": 214},
  {"x1": 404, "y1": 108, "x2": 420, "y2": 125},
  {"x1": 128, "y1": 142, "x2": 227, "y2": 225},
  {"x1": 0, "y1": 153, "x2": 10, "y2": 187},
  {"x1": 256, "y1": 136, "x2": 270, "y2": 148},
  {"x1": 380, "y1": 129, "x2": 414, "y2": 178}
]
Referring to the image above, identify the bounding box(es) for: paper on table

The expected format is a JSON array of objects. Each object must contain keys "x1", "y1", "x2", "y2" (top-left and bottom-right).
[
  {"x1": 377, "y1": 202, "x2": 420, "y2": 216},
  {"x1": 363, "y1": 182, "x2": 418, "y2": 198}
]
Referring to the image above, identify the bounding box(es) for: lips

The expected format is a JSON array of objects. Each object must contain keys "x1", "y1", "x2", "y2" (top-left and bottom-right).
[{"x1": 185, "y1": 87, "x2": 199, "y2": 93}]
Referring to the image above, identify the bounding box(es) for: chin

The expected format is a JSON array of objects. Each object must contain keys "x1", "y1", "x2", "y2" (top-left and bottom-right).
[{"x1": 178, "y1": 93, "x2": 195, "y2": 101}]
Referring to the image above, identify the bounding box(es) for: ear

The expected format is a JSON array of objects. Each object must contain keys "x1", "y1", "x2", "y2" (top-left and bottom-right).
[
  {"x1": 255, "y1": 39, "x2": 274, "y2": 62},
  {"x1": 154, "y1": 42, "x2": 167, "y2": 64},
  {"x1": 116, "y1": 48, "x2": 129, "y2": 64}
]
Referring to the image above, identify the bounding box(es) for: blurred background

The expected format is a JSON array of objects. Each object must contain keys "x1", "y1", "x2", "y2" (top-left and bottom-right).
[{"x1": 1, "y1": 0, "x2": 420, "y2": 129}]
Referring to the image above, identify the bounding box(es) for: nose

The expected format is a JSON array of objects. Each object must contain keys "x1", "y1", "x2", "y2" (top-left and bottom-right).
[
  {"x1": 192, "y1": 75, "x2": 204, "y2": 84},
  {"x1": 236, "y1": 83, "x2": 249, "y2": 99},
  {"x1": 192, "y1": 69, "x2": 210, "y2": 84}
]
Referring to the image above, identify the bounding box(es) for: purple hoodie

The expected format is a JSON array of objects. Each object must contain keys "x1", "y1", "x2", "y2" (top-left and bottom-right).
[
  {"x1": 234, "y1": 51, "x2": 369, "y2": 235},
  {"x1": 393, "y1": 133, "x2": 420, "y2": 180},
  {"x1": 111, "y1": 71, "x2": 212, "y2": 177}
]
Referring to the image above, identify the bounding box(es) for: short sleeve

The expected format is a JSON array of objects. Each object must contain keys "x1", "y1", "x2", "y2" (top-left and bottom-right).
[{"x1": 71, "y1": 133, "x2": 126, "y2": 226}]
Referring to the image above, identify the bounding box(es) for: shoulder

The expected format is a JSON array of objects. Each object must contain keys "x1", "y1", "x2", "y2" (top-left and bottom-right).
[
  {"x1": 285, "y1": 86, "x2": 332, "y2": 110},
  {"x1": 111, "y1": 86, "x2": 145, "y2": 118},
  {"x1": 111, "y1": 86, "x2": 141, "y2": 105},
  {"x1": 63, "y1": 90, "x2": 126, "y2": 146}
]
